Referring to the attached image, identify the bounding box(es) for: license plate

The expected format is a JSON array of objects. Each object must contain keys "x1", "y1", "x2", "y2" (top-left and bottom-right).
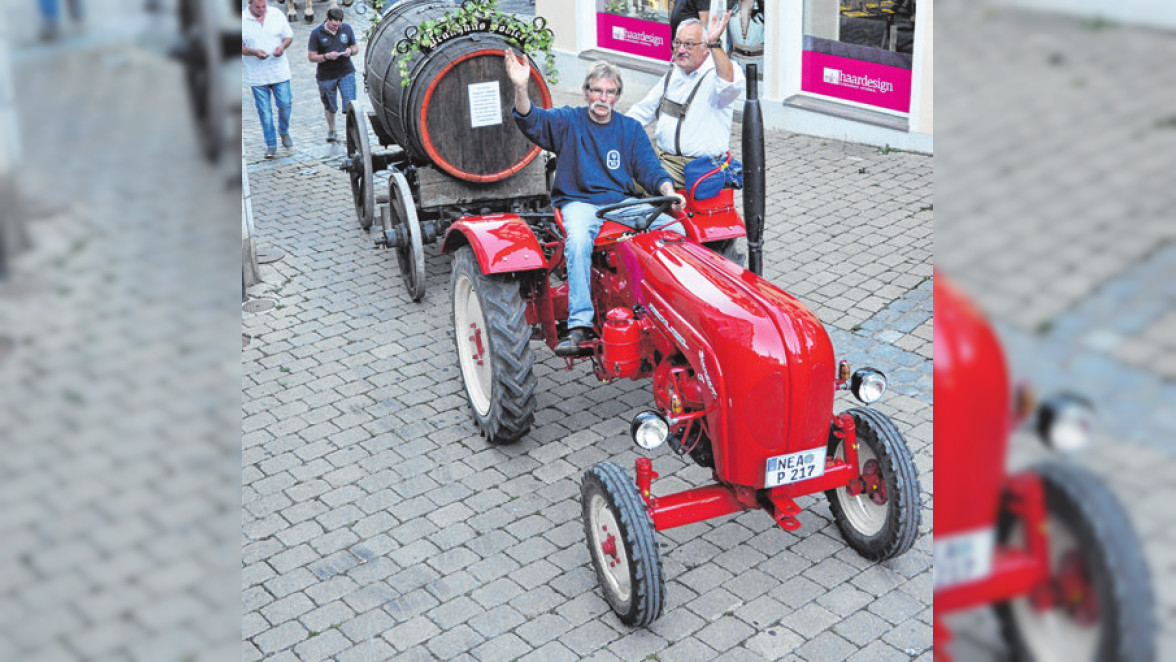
[
  {"x1": 764, "y1": 447, "x2": 827, "y2": 487},
  {"x1": 934, "y1": 528, "x2": 995, "y2": 591}
]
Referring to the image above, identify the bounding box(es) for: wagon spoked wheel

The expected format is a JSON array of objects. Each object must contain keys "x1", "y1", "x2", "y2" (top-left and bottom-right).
[
  {"x1": 345, "y1": 101, "x2": 375, "y2": 230},
  {"x1": 450, "y1": 246, "x2": 537, "y2": 444},
  {"x1": 825, "y1": 407, "x2": 921, "y2": 561},
  {"x1": 995, "y1": 462, "x2": 1155, "y2": 662},
  {"x1": 385, "y1": 170, "x2": 425, "y2": 301},
  {"x1": 581, "y1": 462, "x2": 664, "y2": 626}
]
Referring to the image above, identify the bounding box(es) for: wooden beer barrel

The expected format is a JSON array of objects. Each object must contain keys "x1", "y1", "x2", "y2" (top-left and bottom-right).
[{"x1": 365, "y1": 0, "x2": 552, "y2": 183}]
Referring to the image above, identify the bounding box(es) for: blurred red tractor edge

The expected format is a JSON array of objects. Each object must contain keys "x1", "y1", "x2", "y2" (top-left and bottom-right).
[{"x1": 933, "y1": 273, "x2": 1155, "y2": 662}]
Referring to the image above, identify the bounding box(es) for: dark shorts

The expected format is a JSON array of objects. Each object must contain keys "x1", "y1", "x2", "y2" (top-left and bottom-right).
[{"x1": 317, "y1": 72, "x2": 357, "y2": 114}]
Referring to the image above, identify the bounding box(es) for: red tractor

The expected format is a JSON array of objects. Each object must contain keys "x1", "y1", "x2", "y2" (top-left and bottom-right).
[
  {"x1": 933, "y1": 274, "x2": 1155, "y2": 661},
  {"x1": 441, "y1": 187, "x2": 923, "y2": 624}
]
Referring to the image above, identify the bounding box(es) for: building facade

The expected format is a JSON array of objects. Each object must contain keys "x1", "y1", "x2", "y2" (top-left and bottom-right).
[{"x1": 536, "y1": 0, "x2": 932, "y2": 153}]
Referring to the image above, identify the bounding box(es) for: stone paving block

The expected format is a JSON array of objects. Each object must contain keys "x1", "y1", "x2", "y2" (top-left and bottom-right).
[
  {"x1": 293, "y1": 628, "x2": 351, "y2": 661},
  {"x1": 883, "y1": 617, "x2": 932, "y2": 655},
  {"x1": 846, "y1": 638, "x2": 905, "y2": 662},
  {"x1": 253, "y1": 620, "x2": 308, "y2": 656},
  {"x1": 261, "y1": 592, "x2": 316, "y2": 627},
  {"x1": 335, "y1": 638, "x2": 398, "y2": 662},
  {"x1": 794, "y1": 629, "x2": 858, "y2": 661},
  {"x1": 384, "y1": 615, "x2": 442, "y2": 652},
  {"x1": 471, "y1": 632, "x2": 532, "y2": 662},
  {"x1": 744, "y1": 627, "x2": 805, "y2": 662},
  {"x1": 518, "y1": 639, "x2": 581, "y2": 662},
  {"x1": 426, "y1": 623, "x2": 485, "y2": 659},
  {"x1": 685, "y1": 586, "x2": 743, "y2": 621},
  {"x1": 833, "y1": 609, "x2": 892, "y2": 648},
  {"x1": 300, "y1": 600, "x2": 356, "y2": 635},
  {"x1": 338, "y1": 607, "x2": 395, "y2": 644}
]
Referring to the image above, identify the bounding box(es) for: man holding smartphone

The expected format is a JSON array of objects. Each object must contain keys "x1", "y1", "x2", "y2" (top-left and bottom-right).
[{"x1": 308, "y1": 7, "x2": 358, "y2": 143}]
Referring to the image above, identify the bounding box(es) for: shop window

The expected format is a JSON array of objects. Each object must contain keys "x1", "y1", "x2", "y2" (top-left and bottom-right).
[
  {"x1": 596, "y1": 0, "x2": 674, "y2": 60},
  {"x1": 801, "y1": 0, "x2": 915, "y2": 113},
  {"x1": 725, "y1": 0, "x2": 764, "y2": 70},
  {"x1": 594, "y1": 0, "x2": 767, "y2": 67}
]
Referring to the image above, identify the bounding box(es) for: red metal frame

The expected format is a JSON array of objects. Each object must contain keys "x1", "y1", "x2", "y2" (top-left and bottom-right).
[
  {"x1": 633, "y1": 413, "x2": 862, "y2": 533},
  {"x1": 934, "y1": 472, "x2": 1051, "y2": 614}
]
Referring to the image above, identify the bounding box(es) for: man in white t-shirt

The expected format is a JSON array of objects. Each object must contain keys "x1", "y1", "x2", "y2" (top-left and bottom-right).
[
  {"x1": 242, "y1": 0, "x2": 295, "y2": 159},
  {"x1": 626, "y1": 13, "x2": 744, "y2": 188}
]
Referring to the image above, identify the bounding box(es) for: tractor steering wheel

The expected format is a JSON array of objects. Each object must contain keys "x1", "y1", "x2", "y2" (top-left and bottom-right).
[{"x1": 595, "y1": 196, "x2": 680, "y2": 232}]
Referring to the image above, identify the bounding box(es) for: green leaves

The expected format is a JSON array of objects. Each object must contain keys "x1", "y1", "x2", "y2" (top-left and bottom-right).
[{"x1": 392, "y1": 0, "x2": 559, "y2": 87}]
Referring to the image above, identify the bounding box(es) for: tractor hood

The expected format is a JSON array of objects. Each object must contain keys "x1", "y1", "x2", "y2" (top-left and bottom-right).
[
  {"x1": 613, "y1": 234, "x2": 836, "y2": 488},
  {"x1": 933, "y1": 273, "x2": 1011, "y2": 537}
]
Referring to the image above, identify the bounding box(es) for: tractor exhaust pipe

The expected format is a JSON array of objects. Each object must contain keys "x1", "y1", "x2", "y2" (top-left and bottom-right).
[{"x1": 742, "y1": 64, "x2": 766, "y2": 276}]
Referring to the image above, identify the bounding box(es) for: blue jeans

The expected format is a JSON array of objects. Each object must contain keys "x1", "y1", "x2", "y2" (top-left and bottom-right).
[
  {"x1": 38, "y1": 0, "x2": 83, "y2": 25},
  {"x1": 561, "y1": 199, "x2": 684, "y2": 330},
  {"x1": 317, "y1": 73, "x2": 357, "y2": 114},
  {"x1": 252, "y1": 80, "x2": 293, "y2": 149}
]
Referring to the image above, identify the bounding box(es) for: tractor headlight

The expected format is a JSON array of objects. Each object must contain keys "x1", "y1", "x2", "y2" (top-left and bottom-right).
[
  {"x1": 1036, "y1": 394, "x2": 1093, "y2": 452},
  {"x1": 850, "y1": 368, "x2": 888, "y2": 404},
  {"x1": 631, "y1": 411, "x2": 670, "y2": 450}
]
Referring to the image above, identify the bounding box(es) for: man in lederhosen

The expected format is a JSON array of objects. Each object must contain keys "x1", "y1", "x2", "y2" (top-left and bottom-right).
[{"x1": 626, "y1": 11, "x2": 744, "y2": 188}]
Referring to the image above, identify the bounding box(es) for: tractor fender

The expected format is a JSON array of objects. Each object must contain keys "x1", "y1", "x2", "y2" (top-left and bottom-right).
[
  {"x1": 933, "y1": 274, "x2": 1011, "y2": 538},
  {"x1": 440, "y1": 214, "x2": 548, "y2": 275}
]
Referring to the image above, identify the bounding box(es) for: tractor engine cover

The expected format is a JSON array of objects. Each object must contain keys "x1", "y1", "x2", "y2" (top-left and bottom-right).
[{"x1": 609, "y1": 233, "x2": 836, "y2": 489}]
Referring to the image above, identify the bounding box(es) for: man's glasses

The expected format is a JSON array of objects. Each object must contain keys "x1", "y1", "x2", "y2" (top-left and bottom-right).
[
  {"x1": 588, "y1": 86, "x2": 620, "y2": 98},
  {"x1": 672, "y1": 40, "x2": 703, "y2": 50}
]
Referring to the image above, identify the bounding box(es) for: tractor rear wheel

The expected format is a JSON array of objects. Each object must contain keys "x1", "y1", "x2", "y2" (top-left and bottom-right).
[
  {"x1": 825, "y1": 407, "x2": 921, "y2": 560},
  {"x1": 994, "y1": 461, "x2": 1155, "y2": 662},
  {"x1": 450, "y1": 246, "x2": 537, "y2": 444},
  {"x1": 581, "y1": 462, "x2": 664, "y2": 626}
]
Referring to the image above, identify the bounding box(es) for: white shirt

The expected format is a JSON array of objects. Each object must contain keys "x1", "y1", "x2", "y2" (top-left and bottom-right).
[
  {"x1": 625, "y1": 56, "x2": 746, "y2": 158},
  {"x1": 242, "y1": 6, "x2": 293, "y2": 87}
]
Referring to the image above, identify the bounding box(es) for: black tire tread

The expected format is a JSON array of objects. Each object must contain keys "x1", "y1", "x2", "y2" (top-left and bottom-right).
[
  {"x1": 825, "y1": 406, "x2": 921, "y2": 561},
  {"x1": 994, "y1": 461, "x2": 1156, "y2": 662},
  {"x1": 581, "y1": 461, "x2": 665, "y2": 626},
  {"x1": 451, "y1": 246, "x2": 537, "y2": 444}
]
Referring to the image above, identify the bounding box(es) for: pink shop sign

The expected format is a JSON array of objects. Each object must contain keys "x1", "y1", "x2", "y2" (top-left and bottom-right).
[
  {"x1": 801, "y1": 51, "x2": 911, "y2": 113},
  {"x1": 596, "y1": 13, "x2": 671, "y2": 60}
]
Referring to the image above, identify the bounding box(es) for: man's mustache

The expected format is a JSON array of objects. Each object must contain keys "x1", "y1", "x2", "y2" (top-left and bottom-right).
[{"x1": 590, "y1": 101, "x2": 612, "y2": 112}]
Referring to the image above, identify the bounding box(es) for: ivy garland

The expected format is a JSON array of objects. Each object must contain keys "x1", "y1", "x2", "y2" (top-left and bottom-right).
[
  {"x1": 389, "y1": 0, "x2": 558, "y2": 86},
  {"x1": 363, "y1": 0, "x2": 387, "y2": 42}
]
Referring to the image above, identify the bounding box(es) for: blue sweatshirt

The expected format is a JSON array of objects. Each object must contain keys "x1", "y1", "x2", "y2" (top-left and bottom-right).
[{"x1": 513, "y1": 105, "x2": 672, "y2": 208}]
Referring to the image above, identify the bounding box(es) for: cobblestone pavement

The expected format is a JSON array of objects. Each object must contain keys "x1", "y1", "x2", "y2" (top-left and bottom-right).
[
  {"x1": 0, "y1": 0, "x2": 240, "y2": 660},
  {"x1": 243, "y1": 2, "x2": 932, "y2": 660},
  {"x1": 937, "y1": 3, "x2": 1176, "y2": 660}
]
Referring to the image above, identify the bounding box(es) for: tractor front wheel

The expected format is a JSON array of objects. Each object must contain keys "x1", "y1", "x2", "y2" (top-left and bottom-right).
[
  {"x1": 994, "y1": 461, "x2": 1155, "y2": 662},
  {"x1": 581, "y1": 462, "x2": 664, "y2": 626},
  {"x1": 825, "y1": 407, "x2": 921, "y2": 561},
  {"x1": 450, "y1": 246, "x2": 537, "y2": 444}
]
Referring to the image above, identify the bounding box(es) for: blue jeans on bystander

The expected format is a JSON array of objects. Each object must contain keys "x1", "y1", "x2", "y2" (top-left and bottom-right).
[{"x1": 252, "y1": 80, "x2": 293, "y2": 149}]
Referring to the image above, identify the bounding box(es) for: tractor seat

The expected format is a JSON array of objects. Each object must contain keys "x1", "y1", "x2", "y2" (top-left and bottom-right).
[{"x1": 552, "y1": 209, "x2": 654, "y2": 248}]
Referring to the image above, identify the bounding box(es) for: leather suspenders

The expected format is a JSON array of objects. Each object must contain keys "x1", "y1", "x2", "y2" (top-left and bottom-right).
[{"x1": 656, "y1": 68, "x2": 713, "y2": 156}]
